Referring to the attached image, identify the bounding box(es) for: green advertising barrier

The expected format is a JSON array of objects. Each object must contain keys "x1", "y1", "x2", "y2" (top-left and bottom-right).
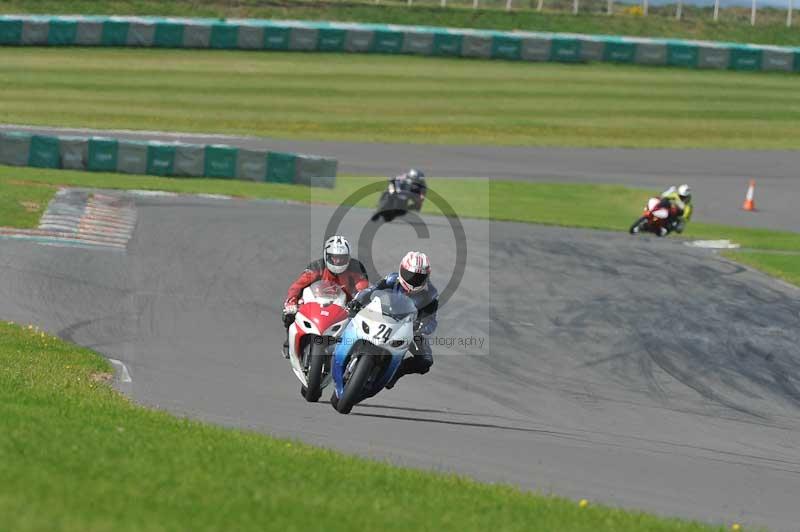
[
  {"x1": 264, "y1": 25, "x2": 290, "y2": 50},
  {"x1": 550, "y1": 38, "x2": 582, "y2": 62},
  {"x1": 371, "y1": 30, "x2": 404, "y2": 54},
  {"x1": 603, "y1": 39, "x2": 636, "y2": 63},
  {"x1": 730, "y1": 47, "x2": 763, "y2": 71},
  {"x1": 491, "y1": 35, "x2": 522, "y2": 61},
  {"x1": 2, "y1": 15, "x2": 800, "y2": 77},
  {"x1": 204, "y1": 145, "x2": 238, "y2": 179},
  {"x1": 667, "y1": 43, "x2": 699, "y2": 67},
  {"x1": 266, "y1": 152, "x2": 297, "y2": 184},
  {"x1": 87, "y1": 138, "x2": 118, "y2": 172},
  {"x1": 101, "y1": 20, "x2": 129, "y2": 45},
  {"x1": 146, "y1": 143, "x2": 176, "y2": 176},
  {"x1": 28, "y1": 135, "x2": 60, "y2": 168},
  {"x1": 432, "y1": 32, "x2": 462, "y2": 57},
  {"x1": 48, "y1": 19, "x2": 77, "y2": 46},
  {"x1": 0, "y1": 19, "x2": 22, "y2": 44},
  {"x1": 210, "y1": 23, "x2": 238, "y2": 49},
  {"x1": 153, "y1": 21, "x2": 184, "y2": 48},
  {"x1": 1, "y1": 130, "x2": 335, "y2": 186},
  {"x1": 318, "y1": 28, "x2": 346, "y2": 52}
]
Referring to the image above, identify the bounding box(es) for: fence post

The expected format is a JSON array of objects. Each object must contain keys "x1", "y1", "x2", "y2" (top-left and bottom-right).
[
  {"x1": 408, "y1": 0, "x2": 413, "y2": 5},
  {"x1": 751, "y1": 0, "x2": 757, "y2": 24},
  {"x1": 537, "y1": 0, "x2": 544, "y2": 10},
  {"x1": 676, "y1": 0, "x2": 683, "y2": 19},
  {"x1": 789, "y1": 0, "x2": 794, "y2": 26},
  {"x1": 643, "y1": 0, "x2": 649, "y2": 16},
  {"x1": 573, "y1": 0, "x2": 579, "y2": 14},
  {"x1": 713, "y1": 0, "x2": 720, "y2": 20},
  {"x1": 473, "y1": 0, "x2": 479, "y2": 8},
  {"x1": 441, "y1": 0, "x2": 446, "y2": 7},
  {"x1": 506, "y1": 0, "x2": 513, "y2": 10},
  {"x1": 608, "y1": 0, "x2": 613, "y2": 14}
]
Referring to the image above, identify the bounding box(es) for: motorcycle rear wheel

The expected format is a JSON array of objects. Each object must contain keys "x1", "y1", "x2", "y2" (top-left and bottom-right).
[{"x1": 335, "y1": 354, "x2": 374, "y2": 415}]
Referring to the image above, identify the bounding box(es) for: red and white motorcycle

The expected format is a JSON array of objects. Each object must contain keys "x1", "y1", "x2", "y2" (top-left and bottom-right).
[
  {"x1": 287, "y1": 280, "x2": 350, "y2": 402},
  {"x1": 630, "y1": 197, "x2": 679, "y2": 237}
]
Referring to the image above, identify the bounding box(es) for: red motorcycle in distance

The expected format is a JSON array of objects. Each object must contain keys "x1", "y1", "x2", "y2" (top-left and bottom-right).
[
  {"x1": 630, "y1": 197, "x2": 679, "y2": 237},
  {"x1": 287, "y1": 280, "x2": 350, "y2": 402}
]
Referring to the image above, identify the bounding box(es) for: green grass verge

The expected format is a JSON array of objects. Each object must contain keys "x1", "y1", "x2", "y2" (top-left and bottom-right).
[
  {"x1": 0, "y1": 178, "x2": 55, "y2": 228},
  {"x1": 0, "y1": 320, "x2": 725, "y2": 532},
  {"x1": 3, "y1": 165, "x2": 799, "y2": 285},
  {"x1": 722, "y1": 250, "x2": 800, "y2": 286},
  {"x1": 3, "y1": 48, "x2": 800, "y2": 149},
  {"x1": 3, "y1": 0, "x2": 800, "y2": 46}
]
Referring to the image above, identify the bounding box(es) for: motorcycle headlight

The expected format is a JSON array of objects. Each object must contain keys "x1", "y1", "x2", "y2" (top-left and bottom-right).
[{"x1": 361, "y1": 321, "x2": 370, "y2": 334}]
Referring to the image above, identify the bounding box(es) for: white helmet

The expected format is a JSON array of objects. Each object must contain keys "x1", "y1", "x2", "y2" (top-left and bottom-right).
[
  {"x1": 677, "y1": 184, "x2": 692, "y2": 202},
  {"x1": 398, "y1": 251, "x2": 431, "y2": 293},
  {"x1": 323, "y1": 235, "x2": 351, "y2": 275}
]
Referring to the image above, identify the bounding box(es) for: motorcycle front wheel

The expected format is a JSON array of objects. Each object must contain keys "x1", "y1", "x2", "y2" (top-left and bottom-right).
[
  {"x1": 303, "y1": 340, "x2": 326, "y2": 403},
  {"x1": 334, "y1": 354, "x2": 375, "y2": 415},
  {"x1": 629, "y1": 217, "x2": 648, "y2": 235}
]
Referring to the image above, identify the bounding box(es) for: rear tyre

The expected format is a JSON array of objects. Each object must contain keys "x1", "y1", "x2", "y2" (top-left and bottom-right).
[
  {"x1": 304, "y1": 341, "x2": 325, "y2": 403},
  {"x1": 629, "y1": 217, "x2": 648, "y2": 235},
  {"x1": 336, "y1": 355, "x2": 375, "y2": 415}
]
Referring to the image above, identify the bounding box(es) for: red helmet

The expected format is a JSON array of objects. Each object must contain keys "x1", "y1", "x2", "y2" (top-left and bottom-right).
[{"x1": 398, "y1": 251, "x2": 430, "y2": 293}]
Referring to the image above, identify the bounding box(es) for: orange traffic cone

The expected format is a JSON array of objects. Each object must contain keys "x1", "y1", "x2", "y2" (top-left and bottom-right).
[{"x1": 742, "y1": 180, "x2": 756, "y2": 211}]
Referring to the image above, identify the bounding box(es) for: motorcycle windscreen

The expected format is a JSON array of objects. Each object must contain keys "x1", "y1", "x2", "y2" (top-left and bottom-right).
[
  {"x1": 307, "y1": 280, "x2": 345, "y2": 301},
  {"x1": 366, "y1": 289, "x2": 417, "y2": 322}
]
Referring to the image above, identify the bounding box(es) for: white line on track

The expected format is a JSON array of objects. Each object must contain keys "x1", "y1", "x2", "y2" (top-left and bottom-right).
[
  {"x1": 127, "y1": 190, "x2": 179, "y2": 198},
  {"x1": 109, "y1": 359, "x2": 133, "y2": 383},
  {"x1": 196, "y1": 193, "x2": 234, "y2": 200}
]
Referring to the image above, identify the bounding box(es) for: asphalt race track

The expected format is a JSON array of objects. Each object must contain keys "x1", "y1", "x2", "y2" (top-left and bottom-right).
[
  {"x1": 1, "y1": 193, "x2": 799, "y2": 531},
  {"x1": 3, "y1": 124, "x2": 800, "y2": 232}
]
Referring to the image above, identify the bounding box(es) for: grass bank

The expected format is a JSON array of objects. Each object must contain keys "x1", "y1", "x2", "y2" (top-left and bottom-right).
[
  {"x1": 2, "y1": 0, "x2": 800, "y2": 46},
  {"x1": 3, "y1": 48, "x2": 800, "y2": 150},
  {"x1": 0, "y1": 320, "x2": 727, "y2": 532},
  {"x1": 722, "y1": 250, "x2": 800, "y2": 286},
  {"x1": 0, "y1": 178, "x2": 53, "y2": 227},
  {"x1": 1, "y1": 165, "x2": 798, "y2": 285}
]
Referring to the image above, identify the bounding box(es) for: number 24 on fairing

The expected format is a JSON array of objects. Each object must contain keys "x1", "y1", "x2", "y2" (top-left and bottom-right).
[{"x1": 374, "y1": 324, "x2": 392, "y2": 342}]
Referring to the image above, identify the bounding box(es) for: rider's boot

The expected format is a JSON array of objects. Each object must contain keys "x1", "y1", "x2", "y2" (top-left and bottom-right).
[{"x1": 385, "y1": 368, "x2": 404, "y2": 390}]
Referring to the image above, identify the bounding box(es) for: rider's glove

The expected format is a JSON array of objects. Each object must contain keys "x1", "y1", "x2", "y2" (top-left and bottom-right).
[
  {"x1": 282, "y1": 304, "x2": 298, "y2": 327},
  {"x1": 346, "y1": 299, "x2": 363, "y2": 316}
]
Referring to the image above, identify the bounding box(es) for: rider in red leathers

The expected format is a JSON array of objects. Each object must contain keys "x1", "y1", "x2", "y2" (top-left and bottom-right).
[{"x1": 282, "y1": 235, "x2": 368, "y2": 357}]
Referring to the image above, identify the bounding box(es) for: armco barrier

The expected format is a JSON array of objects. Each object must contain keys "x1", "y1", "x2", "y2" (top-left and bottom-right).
[
  {"x1": 0, "y1": 130, "x2": 337, "y2": 187},
  {"x1": 2, "y1": 14, "x2": 799, "y2": 73}
]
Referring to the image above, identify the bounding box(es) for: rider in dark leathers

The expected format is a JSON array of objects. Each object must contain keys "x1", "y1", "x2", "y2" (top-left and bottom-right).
[{"x1": 387, "y1": 169, "x2": 427, "y2": 211}]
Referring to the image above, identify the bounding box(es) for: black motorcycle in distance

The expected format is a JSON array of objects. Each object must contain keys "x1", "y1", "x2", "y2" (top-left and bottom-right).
[{"x1": 370, "y1": 180, "x2": 424, "y2": 223}]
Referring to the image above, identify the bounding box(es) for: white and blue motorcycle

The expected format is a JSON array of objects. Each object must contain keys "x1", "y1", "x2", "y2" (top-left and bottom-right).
[{"x1": 330, "y1": 289, "x2": 417, "y2": 414}]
